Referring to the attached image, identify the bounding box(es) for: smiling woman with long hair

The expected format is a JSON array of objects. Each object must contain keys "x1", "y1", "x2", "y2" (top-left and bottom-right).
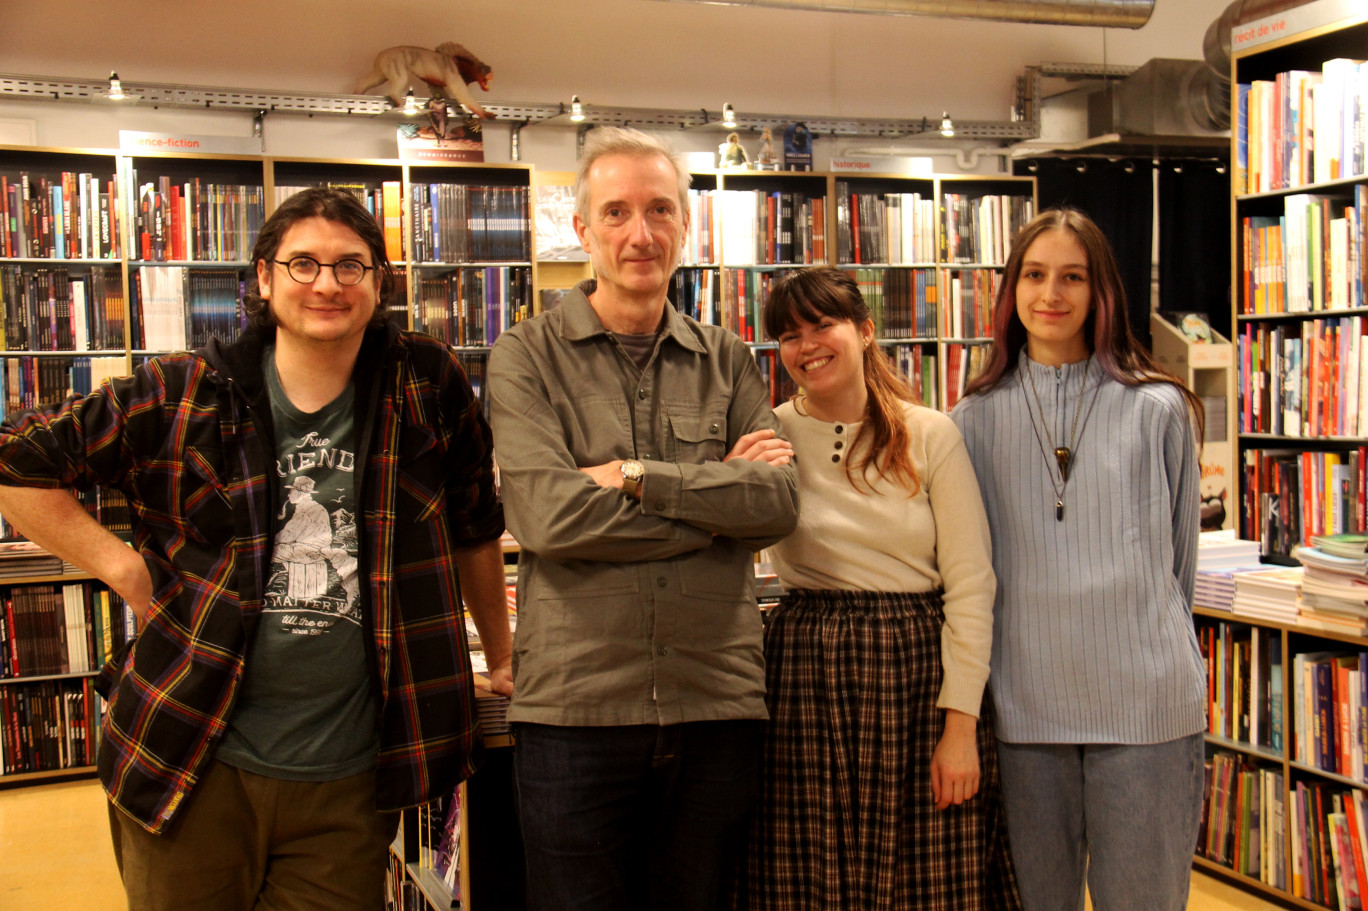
[
  {"x1": 734, "y1": 267, "x2": 1020, "y2": 911},
  {"x1": 952, "y1": 208, "x2": 1206, "y2": 911}
]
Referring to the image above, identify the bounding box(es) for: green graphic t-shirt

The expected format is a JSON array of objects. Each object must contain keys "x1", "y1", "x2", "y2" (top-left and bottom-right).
[{"x1": 216, "y1": 347, "x2": 379, "y2": 780}]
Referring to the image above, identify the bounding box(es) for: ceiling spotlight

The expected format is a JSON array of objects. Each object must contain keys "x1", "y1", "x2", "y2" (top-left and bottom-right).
[
  {"x1": 570, "y1": 95, "x2": 585, "y2": 122},
  {"x1": 402, "y1": 87, "x2": 421, "y2": 116},
  {"x1": 939, "y1": 112, "x2": 955, "y2": 138},
  {"x1": 722, "y1": 103, "x2": 737, "y2": 129},
  {"x1": 107, "y1": 71, "x2": 126, "y2": 101}
]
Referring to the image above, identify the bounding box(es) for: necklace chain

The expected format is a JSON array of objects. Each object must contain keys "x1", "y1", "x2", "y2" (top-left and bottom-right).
[{"x1": 1022, "y1": 359, "x2": 1091, "y2": 521}]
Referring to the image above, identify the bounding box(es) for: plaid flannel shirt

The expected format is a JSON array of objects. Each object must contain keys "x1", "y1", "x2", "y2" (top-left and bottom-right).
[{"x1": 0, "y1": 323, "x2": 503, "y2": 833}]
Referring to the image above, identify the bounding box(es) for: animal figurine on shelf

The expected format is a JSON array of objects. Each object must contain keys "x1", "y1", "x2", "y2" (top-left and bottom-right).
[{"x1": 355, "y1": 42, "x2": 495, "y2": 119}]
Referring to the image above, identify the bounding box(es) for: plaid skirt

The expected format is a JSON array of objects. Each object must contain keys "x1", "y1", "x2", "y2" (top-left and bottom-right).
[{"x1": 733, "y1": 589, "x2": 1022, "y2": 911}]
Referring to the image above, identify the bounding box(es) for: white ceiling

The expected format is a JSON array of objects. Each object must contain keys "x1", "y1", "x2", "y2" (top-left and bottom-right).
[{"x1": 4, "y1": 0, "x2": 1235, "y2": 123}]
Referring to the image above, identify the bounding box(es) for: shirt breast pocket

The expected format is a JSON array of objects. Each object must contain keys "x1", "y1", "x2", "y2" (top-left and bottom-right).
[
  {"x1": 665, "y1": 407, "x2": 728, "y2": 464},
  {"x1": 176, "y1": 445, "x2": 231, "y2": 543},
  {"x1": 396, "y1": 424, "x2": 447, "y2": 523}
]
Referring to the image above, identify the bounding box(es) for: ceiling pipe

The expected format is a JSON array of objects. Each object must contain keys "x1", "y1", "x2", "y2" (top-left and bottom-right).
[
  {"x1": 651, "y1": 0, "x2": 1155, "y2": 29},
  {"x1": 1184, "y1": 0, "x2": 1318, "y2": 131}
]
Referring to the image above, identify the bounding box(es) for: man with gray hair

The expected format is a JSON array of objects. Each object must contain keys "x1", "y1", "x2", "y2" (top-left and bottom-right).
[{"x1": 489, "y1": 127, "x2": 799, "y2": 910}]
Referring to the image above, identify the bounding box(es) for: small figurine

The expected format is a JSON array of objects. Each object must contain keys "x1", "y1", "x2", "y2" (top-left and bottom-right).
[
  {"x1": 719, "y1": 132, "x2": 749, "y2": 169},
  {"x1": 754, "y1": 127, "x2": 779, "y2": 170}
]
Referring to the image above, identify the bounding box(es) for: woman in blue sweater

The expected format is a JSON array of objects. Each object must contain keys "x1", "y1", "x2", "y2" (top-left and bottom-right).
[{"x1": 951, "y1": 208, "x2": 1206, "y2": 911}]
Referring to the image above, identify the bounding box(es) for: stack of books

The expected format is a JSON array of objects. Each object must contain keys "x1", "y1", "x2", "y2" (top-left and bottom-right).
[
  {"x1": 1292, "y1": 534, "x2": 1368, "y2": 635},
  {"x1": 0, "y1": 540, "x2": 64, "y2": 579},
  {"x1": 1232, "y1": 566, "x2": 1304, "y2": 624},
  {"x1": 1195, "y1": 530, "x2": 1263, "y2": 612}
]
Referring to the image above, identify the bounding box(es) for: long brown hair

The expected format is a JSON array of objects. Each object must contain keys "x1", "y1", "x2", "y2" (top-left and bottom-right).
[
  {"x1": 962, "y1": 207, "x2": 1204, "y2": 439},
  {"x1": 763, "y1": 267, "x2": 923, "y2": 495}
]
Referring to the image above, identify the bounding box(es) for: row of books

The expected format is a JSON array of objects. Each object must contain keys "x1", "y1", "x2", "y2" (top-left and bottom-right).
[
  {"x1": 1198, "y1": 620, "x2": 1284, "y2": 750},
  {"x1": 1291, "y1": 646, "x2": 1368, "y2": 782},
  {"x1": 1240, "y1": 448, "x2": 1368, "y2": 558},
  {"x1": 413, "y1": 267, "x2": 532, "y2": 348},
  {"x1": 833, "y1": 186, "x2": 939, "y2": 265},
  {"x1": 130, "y1": 173, "x2": 265, "y2": 263},
  {"x1": 942, "y1": 193, "x2": 1035, "y2": 266},
  {"x1": 0, "y1": 355, "x2": 127, "y2": 421},
  {"x1": 0, "y1": 676, "x2": 103, "y2": 776},
  {"x1": 682, "y1": 188, "x2": 717, "y2": 266},
  {"x1": 0, "y1": 265, "x2": 128, "y2": 353},
  {"x1": 1240, "y1": 186, "x2": 1368, "y2": 314},
  {"x1": 1237, "y1": 316, "x2": 1368, "y2": 438},
  {"x1": 1, "y1": 580, "x2": 134, "y2": 679},
  {"x1": 453, "y1": 352, "x2": 489, "y2": 419},
  {"x1": 943, "y1": 342, "x2": 988, "y2": 412},
  {"x1": 715, "y1": 189, "x2": 827, "y2": 267},
  {"x1": 716, "y1": 268, "x2": 795, "y2": 343},
  {"x1": 1, "y1": 171, "x2": 122, "y2": 261},
  {"x1": 1237, "y1": 59, "x2": 1368, "y2": 195},
  {"x1": 887, "y1": 343, "x2": 940, "y2": 410},
  {"x1": 275, "y1": 181, "x2": 404, "y2": 263},
  {"x1": 670, "y1": 267, "x2": 719, "y2": 328},
  {"x1": 1199, "y1": 752, "x2": 1284, "y2": 890},
  {"x1": 408, "y1": 183, "x2": 531, "y2": 264},
  {"x1": 416, "y1": 787, "x2": 463, "y2": 895},
  {"x1": 753, "y1": 348, "x2": 799, "y2": 410},
  {"x1": 942, "y1": 269, "x2": 1000, "y2": 339},
  {"x1": 1289, "y1": 778, "x2": 1368, "y2": 907},
  {"x1": 130, "y1": 265, "x2": 246, "y2": 352},
  {"x1": 848, "y1": 268, "x2": 939, "y2": 340}
]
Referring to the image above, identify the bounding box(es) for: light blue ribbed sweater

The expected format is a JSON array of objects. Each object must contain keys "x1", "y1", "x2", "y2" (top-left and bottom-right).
[{"x1": 951, "y1": 351, "x2": 1207, "y2": 744}]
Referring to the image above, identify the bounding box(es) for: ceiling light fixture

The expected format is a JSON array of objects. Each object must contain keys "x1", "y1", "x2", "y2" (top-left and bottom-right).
[
  {"x1": 570, "y1": 95, "x2": 585, "y2": 122},
  {"x1": 722, "y1": 103, "x2": 737, "y2": 129},
  {"x1": 107, "y1": 71, "x2": 126, "y2": 101},
  {"x1": 402, "y1": 88, "x2": 421, "y2": 116},
  {"x1": 939, "y1": 112, "x2": 955, "y2": 137}
]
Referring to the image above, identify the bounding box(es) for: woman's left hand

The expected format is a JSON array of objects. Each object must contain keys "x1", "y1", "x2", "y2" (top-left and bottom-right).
[{"x1": 930, "y1": 709, "x2": 980, "y2": 810}]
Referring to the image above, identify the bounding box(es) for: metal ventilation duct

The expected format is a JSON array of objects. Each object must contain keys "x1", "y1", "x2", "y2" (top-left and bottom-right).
[{"x1": 652, "y1": 0, "x2": 1155, "y2": 29}]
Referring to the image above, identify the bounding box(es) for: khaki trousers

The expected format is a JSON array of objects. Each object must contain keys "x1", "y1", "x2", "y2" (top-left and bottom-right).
[{"x1": 108, "y1": 759, "x2": 399, "y2": 911}]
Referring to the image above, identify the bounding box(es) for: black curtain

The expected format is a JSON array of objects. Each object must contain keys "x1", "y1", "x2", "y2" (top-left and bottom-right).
[
  {"x1": 1013, "y1": 158, "x2": 1156, "y2": 347},
  {"x1": 1158, "y1": 161, "x2": 1232, "y2": 341}
]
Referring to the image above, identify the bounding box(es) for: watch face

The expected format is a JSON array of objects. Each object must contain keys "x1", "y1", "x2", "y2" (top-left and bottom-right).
[{"x1": 622, "y1": 460, "x2": 645, "y2": 481}]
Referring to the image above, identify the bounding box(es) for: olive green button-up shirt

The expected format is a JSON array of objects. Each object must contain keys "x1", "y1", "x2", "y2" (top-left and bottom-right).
[{"x1": 488, "y1": 281, "x2": 800, "y2": 726}]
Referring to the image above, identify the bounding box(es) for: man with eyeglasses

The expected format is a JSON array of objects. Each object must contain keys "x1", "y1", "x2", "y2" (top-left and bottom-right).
[{"x1": 0, "y1": 186, "x2": 512, "y2": 911}]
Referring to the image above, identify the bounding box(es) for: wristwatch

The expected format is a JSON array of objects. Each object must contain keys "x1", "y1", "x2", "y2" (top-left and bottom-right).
[{"x1": 620, "y1": 459, "x2": 645, "y2": 499}]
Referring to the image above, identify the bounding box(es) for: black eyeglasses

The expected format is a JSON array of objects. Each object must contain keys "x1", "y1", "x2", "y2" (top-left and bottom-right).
[{"x1": 273, "y1": 256, "x2": 375, "y2": 286}]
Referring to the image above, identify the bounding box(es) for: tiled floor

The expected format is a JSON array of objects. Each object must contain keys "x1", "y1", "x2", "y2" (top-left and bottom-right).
[{"x1": 0, "y1": 777, "x2": 1288, "y2": 911}]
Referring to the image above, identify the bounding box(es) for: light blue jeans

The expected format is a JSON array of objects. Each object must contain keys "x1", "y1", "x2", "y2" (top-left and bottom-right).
[{"x1": 996, "y1": 734, "x2": 1204, "y2": 911}]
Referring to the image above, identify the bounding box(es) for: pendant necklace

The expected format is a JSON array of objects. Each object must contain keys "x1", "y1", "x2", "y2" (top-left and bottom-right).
[{"x1": 1021, "y1": 358, "x2": 1098, "y2": 521}]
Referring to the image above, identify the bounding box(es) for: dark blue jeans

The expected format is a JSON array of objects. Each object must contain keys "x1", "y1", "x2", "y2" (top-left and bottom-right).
[{"x1": 512, "y1": 720, "x2": 764, "y2": 911}]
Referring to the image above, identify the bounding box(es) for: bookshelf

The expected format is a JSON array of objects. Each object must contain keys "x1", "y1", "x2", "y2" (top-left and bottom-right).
[
  {"x1": 1210, "y1": 2, "x2": 1368, "y2": 907},
  {"x1": 0, "y1": 145, "x2": 535, "y2": 411},
  {"x1": 830, "y1": 172, "x2": 1035, "y2": 410},
  {"x1": 387, "y1": 721, "x2": 523, "y2": 911},
  {"x1": 525, "y1": 165, "x2": 1035, "y2": 411},
  {"x1": 0, "y1": 572, "x2": 132, "y2": 784}
]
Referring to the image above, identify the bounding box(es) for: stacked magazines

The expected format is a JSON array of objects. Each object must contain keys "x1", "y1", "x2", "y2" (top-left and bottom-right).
[
  {"x1": 0, "y1": 540, "x2": 64, "y2": 579},
  {"x1": 1292, "y1": 534, "x2": 1368, "y2": 635}
]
